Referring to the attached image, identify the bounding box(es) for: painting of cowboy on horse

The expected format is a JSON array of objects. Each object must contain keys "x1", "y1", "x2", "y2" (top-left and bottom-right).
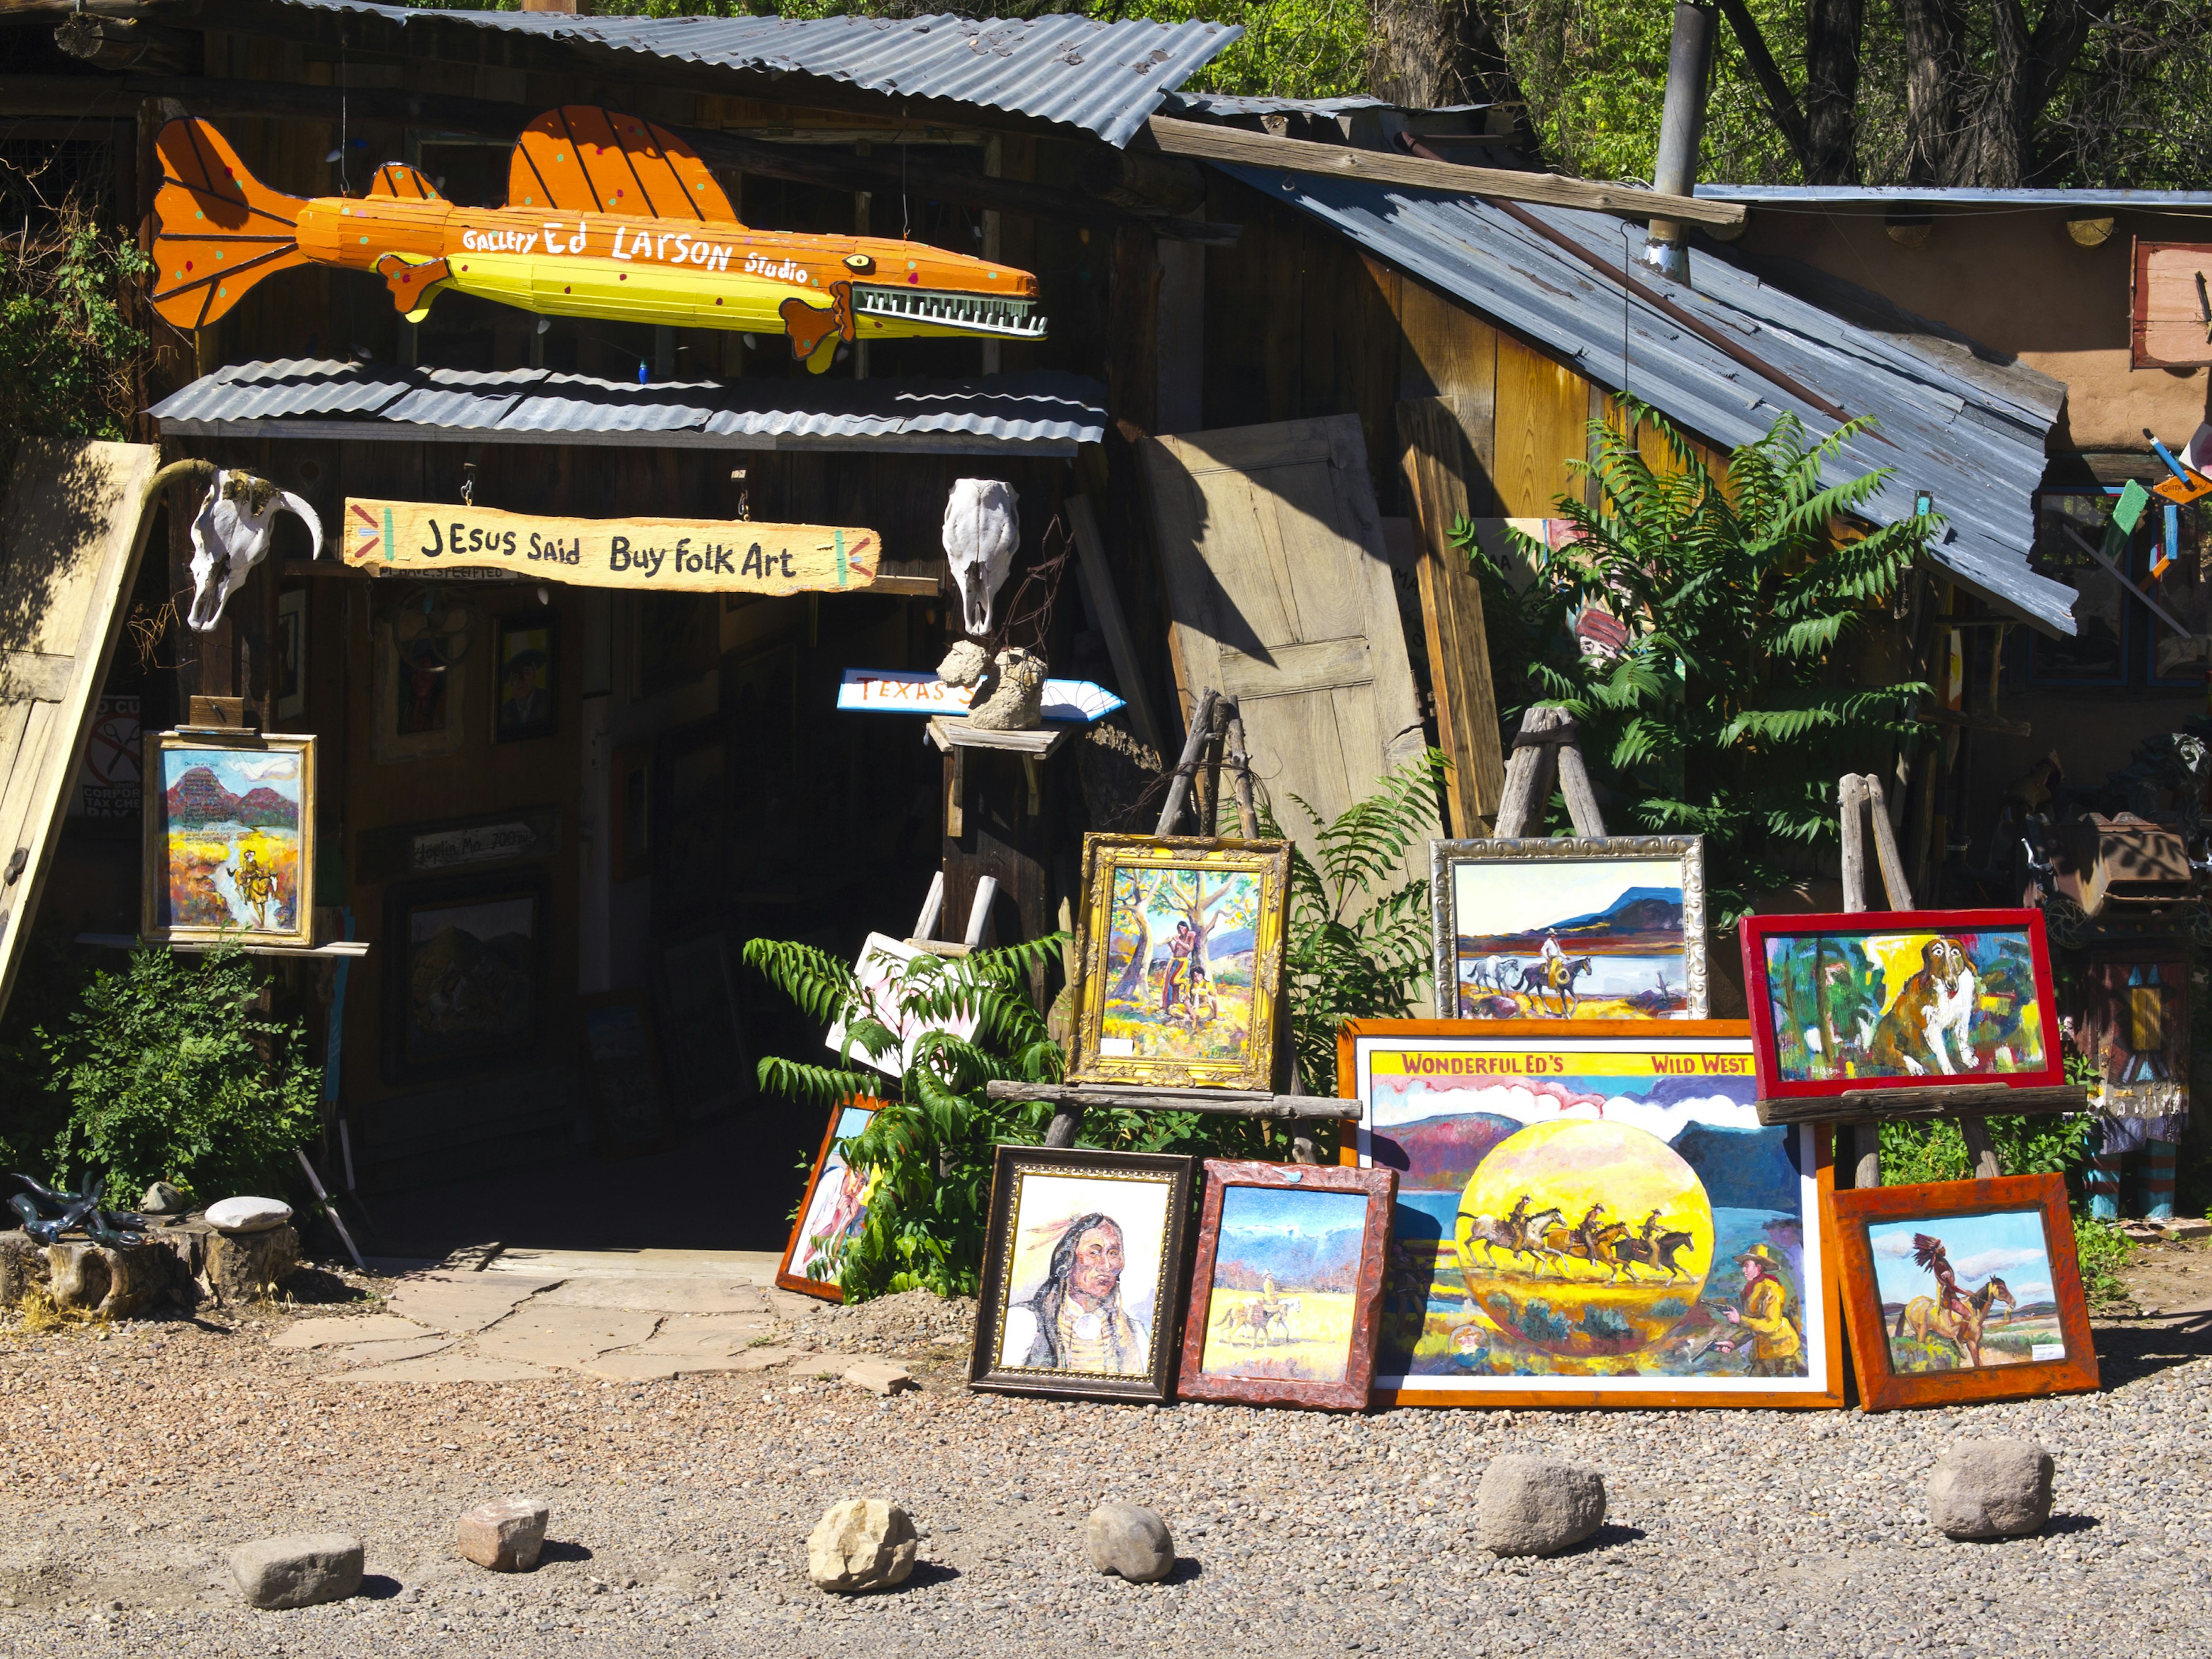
[{"x1": 1446, "y1": 853, "x2": 1694, "y2": 1020}]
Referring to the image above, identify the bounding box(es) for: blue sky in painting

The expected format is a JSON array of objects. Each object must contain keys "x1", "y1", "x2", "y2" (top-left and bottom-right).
[
  {"x1": 1219, "y1": 1184, "x2": 1370, "y2": 1241},
  {"x1": 161, "y1": 745, "x2": 301, "y2": 801}
]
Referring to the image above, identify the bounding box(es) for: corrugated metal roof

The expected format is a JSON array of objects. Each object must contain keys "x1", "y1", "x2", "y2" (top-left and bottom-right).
[
  {"x1": 149, "y1": 360, "x2": 1105, "y2": 453},
  {"x1": 1697, "y1": 185, "x2": 2212, "y2": 211},
  {"x1": 1157, "y1": 92, "x2": 1392, "y2": 120},
  {"x1": 272, "y1": 1, "x2": 1238, "y2": 148},
  {"x1": 1231, "y1": 165, "x2": 2078, "y2": 635}
]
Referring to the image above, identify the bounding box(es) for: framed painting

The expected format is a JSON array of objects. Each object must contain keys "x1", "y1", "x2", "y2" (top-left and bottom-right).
[
  {"x1": 1068, "y1": 834, "x2": 1291, "y2": 1091},
  {"x1": 1340, "y1": 1020, "x2": 1845, "y2": 1410},
  {"x1": 824, "y1": 933, "x2": 979, "y2": 1077},
  {"x1": 1739, "y1": 909, "x2": 2062, "y2": 1100},
  {"x1": 969, "y1": 1145, "x2": 1196, "y2": 1402},
  {"x1": 580, "y1": 991, "x2": 672, "y2": 1159},
  {"x1": 370, "y1": 617, "x2": 469, "y2": 764},
  {"x1": 777, "y1": 1099, "x2": 883, "y2": 1301},
  {"x1": 1176, "y1": 1160, "x2": 1396, "y2": 1410},
  {"x1": 274, "y1": 588, "x2": 306, "y2": 721},
  {"x1": 382, "y1": 873, "x2": 547, "y2": 1082},
  {"x1": 143, "y1": 730, "x2": 315, "y2": 948},
  {"x1": 492, "y1": 613, "x2": 558, "y2": 743},
  {"x1": 1830, "y1": 1174, "x2": 2099, "y2": 1411},
  {"x1": 1432, "y1": 835, "x2": 1706, "y2": 1020}
]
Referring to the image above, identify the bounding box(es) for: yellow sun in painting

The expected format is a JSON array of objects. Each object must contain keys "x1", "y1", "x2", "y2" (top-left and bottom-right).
[{"x1": 1454, "y1": 1119, "x2": 1714, "y2": 1358}]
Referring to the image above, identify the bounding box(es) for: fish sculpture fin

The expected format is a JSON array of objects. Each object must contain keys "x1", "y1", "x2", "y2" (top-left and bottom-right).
[
  {"x1": 368, "y1": 161, "x2": 444, "y2": 202},
  {"x1": 508, "y1": 105, "x2": 742, "y2": 225},
  {"x1": 779, "y1": 282, "x2": 855, "y2": 374},
  {"x1": 374, "y1": 252, "x2": 453, "y2": 322},
  {"x1": 150, "y1": 118, "x2": 310, "y2": 331}
]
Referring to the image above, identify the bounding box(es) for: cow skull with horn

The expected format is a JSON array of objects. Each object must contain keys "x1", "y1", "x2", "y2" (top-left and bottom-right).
[
  {"x1": 187, "y1": 469, "x2": 321, "y2": 633},
  {"x1": 942, "y1": 478, "x2": 1018, "y2": 638}
]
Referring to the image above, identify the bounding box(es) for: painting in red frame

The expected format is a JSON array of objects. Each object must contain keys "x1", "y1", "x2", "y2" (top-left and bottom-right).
[
  {"x1": 1738, "y1": 909, "x2": 2062, "y2": 1100},
  {"x1": 775, "y1": 1099, "x2": 883, "y2": 1302},
  {"x1": 1176, "y1": 1160, "x2": 1397, "y2": 1410},
  {"x1": 1829, "y1": 1173, "x2": 2099, "y2": 1411}
]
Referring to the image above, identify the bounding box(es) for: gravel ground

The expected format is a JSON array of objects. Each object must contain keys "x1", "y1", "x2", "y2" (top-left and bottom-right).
[{"x1": 1, "y1": 1284, "x2": 2209, "y2": 1659}]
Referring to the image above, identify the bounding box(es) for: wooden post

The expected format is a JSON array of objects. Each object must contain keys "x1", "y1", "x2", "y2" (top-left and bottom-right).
[
  {"x1": 1839, "y1": 772, "x2": 1869, "y2": 912},
  {"x1": 1224, "y1": 699, "x2": 1261, "y2": 840},
  {"x1": 1156, "y1": 687, "x2": 1219, "y2": 836},
  {"x1": 1864, "y1": 774, "x2": 1915, "y2": 909},
  {"x1": 1554, "y1": 740, "x2": 1607, "y2": 837},
  {"x1": 1493, "y1": 707, "x2": 1601, "y2": 836},
  {"x1": 1959, "y1": 1117, "x2": 2003, "y2": 1180},
  {"x1": 1198, "y1": 693, "x2": 1229, "y2": 835}
]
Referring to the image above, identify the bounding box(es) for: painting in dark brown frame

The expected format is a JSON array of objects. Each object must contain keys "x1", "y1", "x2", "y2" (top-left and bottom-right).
[
  {"x1": 1830, "y1": 1173, "x2": 2099, "y2": 1412},
  {"x1": 969, "y1": 1145, "x2": 1195, "y2": 1403},
  {"x1": 491, "y1": 612, "x2": 558, "y2": 744},
  {"x1": 1176, "y1": 1160, "x2": 1396, "y2": 1410},
  {"x1": 775, "y1": 1099, "x2": 882, "y2": 1302}
]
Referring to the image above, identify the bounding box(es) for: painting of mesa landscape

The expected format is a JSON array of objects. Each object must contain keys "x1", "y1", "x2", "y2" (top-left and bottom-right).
[
  {"x1": 1349, "y1": 1024, "x2": 1833, "y2": 1404},
  {"x1": 146, "y1": 734, "x2": 312, "y2": 945}
]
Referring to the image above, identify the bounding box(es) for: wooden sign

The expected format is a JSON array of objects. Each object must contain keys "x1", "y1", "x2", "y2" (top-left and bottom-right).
[
  {"x1": 2130, "y1": 241, "x2": 2212, "y2": 368},
  {"x1": 343, "y1": 498, "x2": 880, "y2": 594}
]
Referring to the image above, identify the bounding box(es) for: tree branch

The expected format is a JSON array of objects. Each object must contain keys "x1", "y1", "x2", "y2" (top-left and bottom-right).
[{"x1": 1713, "y1": 0, "x2": 1815, "y2": 174}]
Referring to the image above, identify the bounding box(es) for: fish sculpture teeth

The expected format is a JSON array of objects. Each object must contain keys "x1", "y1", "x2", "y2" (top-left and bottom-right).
[{"x1": 150, "y1": 106, "x2": 1048, "y2": 375}]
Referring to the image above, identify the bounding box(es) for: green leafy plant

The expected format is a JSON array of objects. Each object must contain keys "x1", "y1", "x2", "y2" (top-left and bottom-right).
[
  {"x1": 1456, "y1": 398, "x2": 1934, "y2": 923},
  {"x1": 0, "y1": 195, "x2": 150, "y2": 449},
  {"x1": 2072, "y1": 1213, "x2": 2135, "y2": 1308},
  {"x1": 39, "y1": 945, "x2": 320, "y2": 1203},
  {"x1": 1877, "y1": 1114, "x2": 2092, "y2": 1187}
]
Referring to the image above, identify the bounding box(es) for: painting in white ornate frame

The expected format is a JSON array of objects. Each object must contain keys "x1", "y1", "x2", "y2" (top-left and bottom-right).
[{"x1": 1431, "y1": 835, "x2": 1706, "y2": 1021}]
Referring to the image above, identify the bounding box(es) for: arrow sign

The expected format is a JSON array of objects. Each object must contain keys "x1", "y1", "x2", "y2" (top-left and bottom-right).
[{"x1": 837, "y1": 668, "x2": 1125, "y2": 725}]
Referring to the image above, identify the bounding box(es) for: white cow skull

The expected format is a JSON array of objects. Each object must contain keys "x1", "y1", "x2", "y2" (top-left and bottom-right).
[
  {"x1": 187, "y1": 469, "x2": 321, "y2": 634},
  {"x1": 942, "y1": 478, "x2": 1018, "y2": 638}
]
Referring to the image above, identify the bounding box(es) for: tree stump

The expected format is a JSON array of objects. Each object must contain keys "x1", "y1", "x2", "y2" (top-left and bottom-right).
[{"x1": 44, "y1": 1240, "x2": 173, "y2": 1319}]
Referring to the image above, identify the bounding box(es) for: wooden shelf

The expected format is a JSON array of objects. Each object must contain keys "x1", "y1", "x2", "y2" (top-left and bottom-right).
[
  {"x1": 926, "y1": 718, "x2": 1073, "y2": 756},
  {"x1": 984, "y1": 1080, "x2": 1357, "y2": 1121},
  {"x1": 1755, "y1": 1083, "x2": 2089, "y2": 1127},
  {"x1": 77, "y1": 933, "x2": 370, "y2": 960}
]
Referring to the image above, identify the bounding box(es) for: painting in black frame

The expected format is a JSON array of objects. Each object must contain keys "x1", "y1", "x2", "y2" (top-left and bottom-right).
[{"x1": 382, "y1": 871, "x2": 548, "y2": 1082}]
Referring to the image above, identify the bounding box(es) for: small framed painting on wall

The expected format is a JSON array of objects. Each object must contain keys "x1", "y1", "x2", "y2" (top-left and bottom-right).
[
  {"x1": 143, "y1": 730, "x2": 315, "y2": 948},
  {"x1": 492, "y1": 613, "x2": 558, "y2": 743}
]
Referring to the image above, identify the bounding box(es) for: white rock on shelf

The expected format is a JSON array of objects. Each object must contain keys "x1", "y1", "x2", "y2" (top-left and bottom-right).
[{"x1": 205, "y1": 1196, "x2": 293, "y2": 1233}]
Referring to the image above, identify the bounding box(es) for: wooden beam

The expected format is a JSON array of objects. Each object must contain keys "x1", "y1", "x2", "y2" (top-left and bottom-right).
[
  {"x1": 1756, "y1": 1084, "x2": 2090, "y2": 1127},
  {"x1": 1141, "y1": 115, "x2": 1747, "y2": 230},
  {"x1": 983, "y1": 1080, "x2": 1358, "y2": 1120}
]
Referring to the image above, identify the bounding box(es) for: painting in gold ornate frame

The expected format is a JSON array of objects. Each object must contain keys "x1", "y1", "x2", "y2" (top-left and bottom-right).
[
  {"x1": 142, "y1": 730, "x2": 315, "y2": 948},
  {"x1": 1068, "y1": 834, "x2": 1290, "y2": 1092},
  {"x1": 969, "y1": 1145, "x2": 1195, "y2": 1402}
]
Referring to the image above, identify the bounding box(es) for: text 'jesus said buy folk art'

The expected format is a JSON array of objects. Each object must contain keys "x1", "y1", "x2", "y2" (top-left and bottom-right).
[
  {"x1": 1343, "y1": 1022, "x2": 1842, "y2": 1409},
  {"x1": 150, "y1": 107, "x2": 1045, "y2": 372}
]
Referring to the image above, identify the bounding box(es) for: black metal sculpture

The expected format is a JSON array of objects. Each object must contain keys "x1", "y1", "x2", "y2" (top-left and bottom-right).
[{"x1": 9, "y1": 1175, "x2": 148, "y2": 1248}]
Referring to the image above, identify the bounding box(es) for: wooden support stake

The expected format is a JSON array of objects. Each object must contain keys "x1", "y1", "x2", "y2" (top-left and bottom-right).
[
  {"x1": 1555, "y1": 740, "x2": 1607, "y2": 838},
  {"x1": 1224, "y1": 700, "x2": 1261, "y2": 840},
  {"x1": 1959, "y1": 1116, "x2": 2004, "y2": 1181},
  {"x1": 945, "y1": 746, "x2": 967, "y2": 840},
  {"x1": 1156, "y1": 687, "x2": 1219, "y2": 836},
  {"x1": 1864, "y1": 774, "x2": 1915, "y2": 910},
  {"x1": 1839, "y1": 772, "x2": 1870, "y2": 913},
  {"x1": 1493, "y1": 707, "x2": 1569, "y2": 837},
  {"x1": 1198, "y1": 693, "x2": 1230, "y2": 836}
]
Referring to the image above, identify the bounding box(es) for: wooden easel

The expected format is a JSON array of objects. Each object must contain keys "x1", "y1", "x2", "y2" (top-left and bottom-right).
[
  {"x1": 985, "y1": 685, "x2": 1351, "y2": 1156},
  {"x1": 1493, "y1": 706, "x2": 1606, "y2": 838},
  {"x1": 1759, "y1": 772, "x2": 2089, "y2": 1182}
]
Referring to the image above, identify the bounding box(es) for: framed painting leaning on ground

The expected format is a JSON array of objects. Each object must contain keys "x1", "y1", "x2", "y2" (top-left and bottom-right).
[
  {"x1": 1433, "y1": 835, "x2": 1705, "y2": 1020},
  {"x1": 969, "y1": 1146, "x2": 1195, "y2": 1403},
  {"x1": 778, "y1": 1099, "x2": 882, "y2": 1301},
  {"x1": 1177, "y1": 1161, "x2": 1396, "y2": 1410},
  {"x1": 1830, "y1": 1174, "x2": 2099, "y2": 1412},
  {"x1": 1340, "y1": 1020, "x2": 1845, "y2": 1410},
  {"x1": 143, "y1": 729, "x2": 315, "y2": 948},
  {"x1": 1740, "y1": 909, "x2": 2062, "y2": 1099},
  {"x1": 1068, "y1": 834, "x2": 1291, "y2": 1092}
]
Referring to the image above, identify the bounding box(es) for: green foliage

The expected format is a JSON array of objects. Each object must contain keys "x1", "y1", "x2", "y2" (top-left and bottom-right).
[
  {"x1": 1877, "y1": 1114, "x2": 2091, "y2": 1187},
  {"x1": 1455, "y1": 399, "x2": 1932, "y2": 923},
  {"x1": 1267, "y1": 748, "x2": 1445, "y2": 1096},
  {"x1": 2071, "y1": 1212, "x2": 2135, "y2": 1308},
  {"x1": 39, "y1": 945, "x2": 320, "y2": 1204},
  {"x1": 0, "y1": 926, "x2": 97, "y2": 1176},
  {"x1": 0, "y1": 197, "x2": 150, "y2": 447}
]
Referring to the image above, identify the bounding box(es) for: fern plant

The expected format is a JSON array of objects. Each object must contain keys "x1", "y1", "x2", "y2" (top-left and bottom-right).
[{"x1": 1455, "y1": 399, "x2": 1935, "y2": 923}]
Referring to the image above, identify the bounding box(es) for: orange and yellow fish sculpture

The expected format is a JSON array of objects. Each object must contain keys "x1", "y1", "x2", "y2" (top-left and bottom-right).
[{"x1": 150, "y1": 107, "x2": 1046, "y2": 373}]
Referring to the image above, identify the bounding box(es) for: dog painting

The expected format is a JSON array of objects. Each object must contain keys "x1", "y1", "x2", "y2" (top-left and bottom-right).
[{"x1": 1740, "y1": 910, "x2": 2061, "y2": 1099}]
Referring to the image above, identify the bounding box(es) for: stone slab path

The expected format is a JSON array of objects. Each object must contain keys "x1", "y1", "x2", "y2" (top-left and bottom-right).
[{"x1": 291, "y1": 1248, "x2": 823, "y2": 1385}]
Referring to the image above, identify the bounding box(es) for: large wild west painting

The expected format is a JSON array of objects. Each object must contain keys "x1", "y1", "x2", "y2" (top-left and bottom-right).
[
  {"x1": 1344, "y1": 1021, "x2": 1840, "y2": 1407},
  {"x1": 143, "y1": 732, "x2": 314, "y2": 948},
  {"x1": 1070, "y1": 835, "x2": 1290, "y2": 1091},
  {"x1": 1433, "y1": 836, "x2": 1705, "y2": 1020},
  {"x1": 1740, "y1": 909, "x2": 2061, "y2": 1098}
]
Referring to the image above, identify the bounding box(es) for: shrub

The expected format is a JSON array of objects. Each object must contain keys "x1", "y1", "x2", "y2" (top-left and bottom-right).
[{"x1": 40, "y1": 944, "x2": 320, "y2": 1204}]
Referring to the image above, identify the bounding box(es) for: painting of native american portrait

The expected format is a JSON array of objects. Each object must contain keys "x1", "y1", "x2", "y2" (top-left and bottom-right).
[
  {"x1": 1177, "y1": 1161, "x2": 1395, "y2": 1410},
  {"x1": 969, "y1": 1146, "x2": 1194, "y2": 1403},
  {"x1": 142, "y1": 731, "x2": 315, "y2": 949},
  {"x1": 1342, "y1": 1020, "x2": 1844, "y2": 1410},
  {"x1": 1741, "y1": 909, "x2": 2062, "y2": 1099},
  {"x1": 1069, "y1": 835, "x2": 1290, "y2": 1092},
  {"x1": 1432, "y1": 836, "x2": 1705, "y2": 1020},
  {"x1": 1831, "y1": 1174, "x2": 2098, "y2": 1411}
]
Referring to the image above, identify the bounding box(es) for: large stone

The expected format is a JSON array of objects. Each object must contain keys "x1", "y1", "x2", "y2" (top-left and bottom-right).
[
  {"x1": 225, "y1": 1533, "x2": 365, "y2": 1609},
  {"x1": 1475, "y1": 1456, "x2": 1607, "y2": 1558},
  {"x1": 1086, "y1": 1503, "x2": 1175, "y2": 1583},
  {"x1": 806, "y1": 1498, "x2": 918, "y2": 1593},
  {"x1": 141, "y1": 1182, "x2": 185, "y2": 1217},
  {"x1": 456, "y1": 1497, "x2": 550, "y2": 1572},
  {"x1": 268, "y1": 1313, "x2": 439, "y2": 1349},
  {"x1": 842, "y1": 1358, "x2": 916, "y2": 1396},
  {"x1": 1926, "y1": 1440, "x2": 2055, "y2": 1539},
  {"x1": 205, "y1": 1196, "x2": 293, "y2": 1233}
]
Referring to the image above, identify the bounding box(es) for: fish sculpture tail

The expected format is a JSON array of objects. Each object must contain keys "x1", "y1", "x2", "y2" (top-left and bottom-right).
[{"x1": 150, "y1": 119, "x2": 311, "y2": 331}]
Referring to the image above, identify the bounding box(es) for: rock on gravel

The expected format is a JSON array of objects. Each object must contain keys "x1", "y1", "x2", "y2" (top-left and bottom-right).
[
  {"x1": 843, "y1": 1358, "x2": 917, "y2": 1396},
  {"x1": 1927, "y1": 1440, "x2": 2055, "y2": 1539},
  {"x1": 224, "y1": 1533, "x2": 364, "y2": 1609},
  {"x1": 1087, "y1": 1502, "x2": 1175, "y2": 1582},
  {"x1": 806, "y1": 1498, "x2": 918, "y2": 1593},
  {"x1": 456, "y1": 1496, "x2": 550, "y2": 1571},
  {"x1": 1476, "y1": 1454, "x2": 1607, "y2": 1557}
]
